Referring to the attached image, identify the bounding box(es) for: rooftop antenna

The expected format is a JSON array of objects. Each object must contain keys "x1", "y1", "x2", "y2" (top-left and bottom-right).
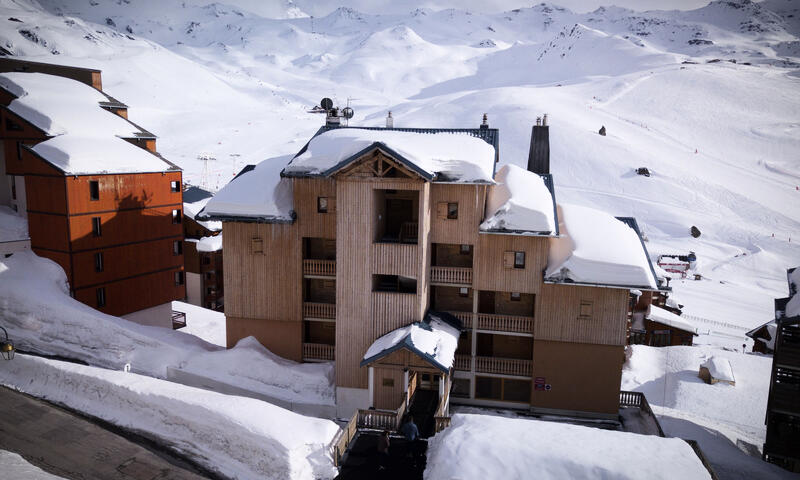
[
  {"x1": 308, "y1": 97, "x2": 355, "y2": 127},
  {"x1": 197, "y1": 152, "x2": 217, "y2": 191}
]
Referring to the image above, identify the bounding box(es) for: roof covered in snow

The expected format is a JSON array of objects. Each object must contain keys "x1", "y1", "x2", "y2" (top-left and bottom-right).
[
  {"x1": 701, "y1": 356, "x2": 735, "y2": 383},
  {"x1": 30, "y1": 135, "x2": 174, "y2": 175},
  {"x1": 545, "y1": 204, "x2": 660, "y2": 289},
  {"x1": 198, "y1": 154, "x2": 294, "y2": 223},
  {"x1": 361, "y1": 312, "x2": 461, "y2": 372},
  {"x1": 648, "y1": 305, "x2": 697, "y2": 335},
  {"x1": 745, "y1": 320, "x2": 776, "y2": 350},
  {"x1": 283, "y1": 127, "x2": 497, "y2": 183},
  {"x1": 480, "y1": 164, "x2": 558, "y2": 235},
  {"x1": 184, "y1": 194, "x2": 222, "y2": 232},
  {"x1": 784, "y1": 267, "x2": 799, "y2": 319}
]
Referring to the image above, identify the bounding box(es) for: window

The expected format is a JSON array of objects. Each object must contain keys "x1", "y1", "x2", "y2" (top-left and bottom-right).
[
  {"x1": 173, "y1": 240, "x2": 182, "y2": 255},
  {"x1": 447, "y1": 202, "x2": 458, "y2": 219},
  {"x1": 510, "y1": 292, "x2": 521, "y2": 301},
  {"x1": 202, "y1": 256, "x2": 211, "y2": 265},
  {"x1": 317, "y1": 196, "x2": 328, "y2": 213},
  {"x1": 94, "y1": 252, "x2": 104, "y2": 272},
  {"x1": 96, "y1": 287, "x2": 106, "y2": 307},
  {"x1": 514, "y1": 251, "x2": 525, "y2": 269},
  {"x1": 460, "y1": 244, "x2": 471, "y2": 255},
  {"x1": 373, "y1": 274, "x2": 417, "y2": 293},
  {"x1": 459, "y1": 287, "x2": 469, "y2": 298},
  {"x1": 251, "y1": 237, "x2": 263, "y2": 254},
  {"x1": 579, "y1": 300, "x2": 593, "y2": 320},
  {"x1": 476, "y1": 376, "x2": 531, "y2": 403},
  {"x1": 92, "y1": 217, "x2": 102, "y2": 237},
  {"x1": 89, "y1": 181, "x2": 99, "y2": 201},
  {"x1": 382, "y1": 378, "x2": 395, "y2": 387},
  {"x1": 5, "y1": 118, "x2": 22, "y2": 131},
  {"x1": 10, "y1": 177, "x2": 16, "y2": 200},
  {"x1": 170, "y1": 180, "x2": 180, "y2": 192},
  {"x1": 174, "y1": 271, "x2": 185, "y2": 286},
  {"x1": 650, "y1": 330, "x2": 671, "y2": 347},
  {"x1": 452, "y1": 378, "x2": 471, "y2": 399},
  {"x1": 172, "y1": 209, "x2": 182, "y2": 224},
  {"x1": 205, "y1": 272, "x2": 213, "y2": 279}
]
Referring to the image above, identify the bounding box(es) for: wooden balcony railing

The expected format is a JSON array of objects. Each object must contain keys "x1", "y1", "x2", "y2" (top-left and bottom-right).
[
  {"x1": 474, "y1": 356, "x2": 532, "y2": 377},
  {"x1": 430, "y1": 266, "x2": 473, "y2": 285},
  {"x1": 476, "y1": 313, "x2": 533, "y2": 335},
  {"x1": 448, "y1": 311, "x2": 473, "y2": 329},
  {"x1": 454, "y1": 354, "x2": 471, "y2": 371},
  {"x1": 302, "y1": 343, "x2": 334, "y2": 361},
  {"x1": 303, "y1": 259, "x2": 336, "y2": 277},
  {"x1": 303, "y1": 302, "x2": 336, "y2": 320}
]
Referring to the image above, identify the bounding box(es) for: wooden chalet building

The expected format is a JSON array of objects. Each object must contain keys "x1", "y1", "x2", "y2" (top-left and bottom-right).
[
  {"x1": 199, "y1": 116, "x2": 662, "y2": 419},
  {"x1": 746, "y1": 320, "x2": 777, "y2": 354},
  {"x1": 629, "y1": 290, "x2": 697, "y2": 346},
  {"x1": 183, "y1": 186, "x2": 224, "y2": 311},
  {"x1": 0, "y1": 60, "x2": 185, "y2": 328},
  {"x1": 763, "y1": 267, "x2": 800, "y2": 472}
]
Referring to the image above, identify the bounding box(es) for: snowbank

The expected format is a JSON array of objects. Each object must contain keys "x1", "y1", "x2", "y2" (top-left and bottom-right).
[
  {"x1": 362, "y1": 316, "x2": 459, "y2": 371},
  {"x1": 0, "y1": 355, "x2": 338, "y2": 480},
  {"x1": 701, "y1": 356, "x2": 735, "y2": 383},
  {"x1": 0, "y1": 205, "x2": 28, "y2": 242},
  {"x1": 545, "y1": 203, "x2": 658, "y2": 288},
  {"x1": 480, "y1": 164, "x2": 556, "y2": 234},
  {"x1": 284, "y1": 128, "x2": 496, "y2": 183},
  {"x1": 200, "y1": 155, "x2": 294, "y2": 221},
  {"x1": 32, "y1": 135, "x2": 173, "y2": 175},
  {"x1": 172, "y1": 300, "x2": 225, "y2": 347},
  {"x1": 649, "y1": 305, "x2": 697, "y2": 334},
  {"x1": 0, "y1": 450, "x2": 65, "y2": 480},
  {"x1": 425, "y1": 413, "x2": 711, "y2": 480}
]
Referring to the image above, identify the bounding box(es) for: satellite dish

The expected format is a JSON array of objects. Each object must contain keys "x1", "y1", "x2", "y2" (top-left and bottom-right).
[
  {"x1": 320, "y1": 97, "x2": 333, "y2": 111},
  {"x1": 342, "y1": 107, "x2": 354, "y2": 119}
]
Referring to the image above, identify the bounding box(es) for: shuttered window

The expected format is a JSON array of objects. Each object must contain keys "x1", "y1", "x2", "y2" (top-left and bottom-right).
[{"x1": 251, "y1": 237, "x2": 263, "y2": 254}]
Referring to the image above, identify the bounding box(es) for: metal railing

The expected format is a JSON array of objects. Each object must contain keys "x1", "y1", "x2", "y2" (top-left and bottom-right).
[
  {"x1": 303, "y1": 259, "x2": 336, "y2": 277},
  {"x1": 448, "y1": 311, "x2": 473, "y2": 329},
  {"x1": 302, "y1": 343, "x2": 334, "y2": 361},
  {"x1": 619, "y1": 390, "x2": 665, "y2": 437},
  {"x1": 302, "y1": 302, "x2": 336, "y2": 320},
  {"x1": 171, "y1": 310, "x2": 186, "y2": 330},
  {"x1": 430, "y1": 266, "x2": 473, "y2": 285},
  {"x1": 474, "y1": 356, "x2": 532, "y2": 377},
  {"x1": 476, "y1": 313, "x2": 533, "y2": 334}
]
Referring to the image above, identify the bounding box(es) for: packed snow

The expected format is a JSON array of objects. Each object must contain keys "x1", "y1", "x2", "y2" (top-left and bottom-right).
[
  {"x1": 424, "y1": 413, "x2": 711, "y2": 480},
  {"x1": 545, "y1": 203, "x2": 658, "y2": 288},
  {"x1": 701, "y1": 356, "x2": 735, "y2": 383},
  {"x1": 0, "y1": 205, "x2": 28, "y2": 242},
  {"x1": 199, "y1": 154, "x2": 294, "y2": 221},
  {"x1": 362, "y1": 316, "x2": 459, "y2": 371},
  {"x1": 0, "y1": 450, "x2": 66, "y2": 480},
  {"x1": 283, "y1": 128, "x2": 496, "y2": 183},
  {"x1": 189, "y1": 233, "x2": 223, "y2": 252},
  {"x1": 649, "y1": 304, "x2": 698, "y2": 334},
  {"x1": 0, "y1": 354, "x2": 339, "y2": 480},
  {"x1": 172, "y1": 300, "x2": 225, "y2": 347},
  {"x1": 31, "y1": 135, "x2": 174, "y2": 175},
  {"x1": 480, "y1": 164, "x2": 557, "y2": 234}
]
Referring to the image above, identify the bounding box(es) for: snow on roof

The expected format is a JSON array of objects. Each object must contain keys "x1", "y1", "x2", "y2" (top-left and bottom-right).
[
  {"x1": 361, "y1": 316, "x2": 460, "y2": 372},
  {"x1": 426, "y1": 413, "x2": 712, "y2": 480},
  {"x1": 746, "y1": 320, "x2": 777, "y2": 350},
  {"x1": 284, "y1": 128, "x2": 496, "y2": 182},
  {"x1": 196, "y1": 234, "x2": 223, "y2": 252},
  {"x1": 184, "y1": 196, "x2": 222, "y2": 232},
  {"x1": 31, "y1": 135, "x2": 173, "y2": 175},
  {"x1": 199, "y1": 154, "x2": 294, "y2": 222},
  {"x1": 545, "y1": 203, "x2": 658, "y2": 289},
  {"x1": 648, "y1": 305, "x2": 697, "y2": 334},
  {"x1": 0, "y1": 206, "x2": 29, "y2": 243},
  {"x1": 0, "y1": 72, "x2": 142, "y2": 137},
  {"x1": 701, "y1": 356, "x2": 735, "y2": 383},
  {"x1": 786, "y1": 268, "x2": 799, "y2": 318},
  {"x1": 480, "y1": 164, "x2": 557, "y2": 235}
]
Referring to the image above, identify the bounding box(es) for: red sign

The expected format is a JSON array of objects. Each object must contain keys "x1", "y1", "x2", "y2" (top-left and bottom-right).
[{"x1": 534, "y1": 377, "x2": 546, "y2": 384}]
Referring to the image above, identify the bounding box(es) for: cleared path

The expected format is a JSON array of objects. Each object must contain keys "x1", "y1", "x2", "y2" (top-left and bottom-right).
[{"x1": 0, "y1": 386, "x2": 209, "y2": 480}]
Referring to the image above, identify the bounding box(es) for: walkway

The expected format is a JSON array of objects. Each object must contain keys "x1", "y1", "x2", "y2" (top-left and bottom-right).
[
  {"x1": 335, "y1": 431, "x2": 426, "y2": 480},
  {"x1": 0, "y1": 386, "x2": 210, "y2": 480}
]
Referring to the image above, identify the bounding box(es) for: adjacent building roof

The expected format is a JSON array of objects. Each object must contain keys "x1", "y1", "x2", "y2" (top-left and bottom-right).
[
  {"x1": 29, "y1": 136, "x2": 174, "y2": 175},
  {"x1": 360, "y1": 312, "x2": 461, "y2": 373},
  {"x1": 545, "y1": 204, "x2": 660, "y2": 290},
  {"x1": 745, "y1": 320, "x2": 777, "y2": 350},
  {"x1": 648, "y1": 305, "x2": 697, "y2": 335},
  {"x1": 480, "y1": 164, "x2": 558, "y2": 236},
  {"x1": 183, "y1": 187, "x2": 222, "y2": 232},
  {"x1": 186, "y1": 234, "x2": 223, "y2": 253},
  {"x1": 283, "y1": 127, "x2": 497, "y2": 183}
]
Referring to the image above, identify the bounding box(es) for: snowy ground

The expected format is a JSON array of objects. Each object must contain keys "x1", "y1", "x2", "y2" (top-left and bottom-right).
[
  {"x1": 0, "y1": 450, "x2": 66, "y2": 480},
  {"x1": 173, "y1": 300, "x2": 226, "y2": 347}
]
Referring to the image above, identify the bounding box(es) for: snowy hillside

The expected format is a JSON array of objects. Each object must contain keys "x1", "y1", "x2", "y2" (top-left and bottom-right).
[{"x1": 0, "y1": 0, "x2": 798, "y2": 330}]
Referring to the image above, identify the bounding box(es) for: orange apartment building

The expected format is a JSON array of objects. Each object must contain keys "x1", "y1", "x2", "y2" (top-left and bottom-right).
[
  {"x1": 199, "y1": 115, "x2": 662, "y2": 420},
  {"x1": 0, "y1": 59, "x2": 185, "y2": 327}
]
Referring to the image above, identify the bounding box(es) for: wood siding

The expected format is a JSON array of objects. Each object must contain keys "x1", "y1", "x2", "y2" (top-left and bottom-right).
[
  {"x1": 68, "y1": 205, "x2": 183, "y2": 251},
  {"x1": 535, "y1": 284, "x2": 629, "y2": 346},
  {"x1": 473, "y1": 235, "x2": 547, "y2": 295},
  {"x1": 294, "y1": 177, "x2": 337, "y2": 239},
  {"x1": 371, "y1": 243, "x2": 418, "y2": 277},
  {"x1": 372, "y1": 292, "x2": 418, "y2": 337},
  {"x1": 227, "y1": 316, "x2": 302, "y2": 361},
  {"x1": 70, "y1": 237, "x2": 183, "y2": 289},
  {"x1": 24, "y1": 175, "x2": 67, "y2": 214},
  {"x1": 374, "y1": 367, "x2": 405, "y2": 410},
  {"x1": 73, "y1": 267, "x2": 184, "y2": 317},
  {"x1": 65, "y1": 172, "x2": 182, "y2": 215},
  {"x1": 429, "y1": 184, "x2": 485, "y2": 245},
  {"x1": 27, "y1": 212, "x2": 70, "y2": 251}
]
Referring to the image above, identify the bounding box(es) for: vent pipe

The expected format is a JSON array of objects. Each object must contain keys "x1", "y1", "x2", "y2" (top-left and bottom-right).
[
  {"x1": 480, "y1": 113, "x2": 489, "y2": 129},
  {"x1": 386, "y1": 111, "x2": 393, "y2": 128},
  {"x1": 527, "y1": 114, "x2": 550, "y2": 174}
]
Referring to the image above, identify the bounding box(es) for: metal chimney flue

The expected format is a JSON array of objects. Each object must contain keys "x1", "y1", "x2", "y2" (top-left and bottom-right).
[
  {"x1": 480, "y1": 113, "x2": 488, "y2": 129},
  {"x1": 527, "y1": 114, "x2": 550, "y2": 175}
]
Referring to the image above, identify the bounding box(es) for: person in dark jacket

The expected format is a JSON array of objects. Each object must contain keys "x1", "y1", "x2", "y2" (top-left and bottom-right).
[
  {"x1": 400, "y1": 416, "x2": 419, "y2": 442},
  {"x1": 377, "y1": 430, "x2": 391, "y2": 470}
]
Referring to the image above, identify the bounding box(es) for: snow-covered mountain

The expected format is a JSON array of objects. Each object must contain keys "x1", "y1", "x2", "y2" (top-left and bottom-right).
[{"x1": 1, "y1": 0, "x2": 798, "y2": 332}]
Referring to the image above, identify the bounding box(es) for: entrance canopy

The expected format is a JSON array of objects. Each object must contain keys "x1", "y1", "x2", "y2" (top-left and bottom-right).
[{"x1": 360, "y1": 312, "x2": 461, "y2": 373}]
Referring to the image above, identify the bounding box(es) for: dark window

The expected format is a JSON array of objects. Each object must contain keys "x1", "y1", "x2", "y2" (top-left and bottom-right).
[
  {"x1": 10, "y1": 177, "x2": 16, "y2": 200},
  {"x1": 173, "y1": 240, "x2": 182, "y2": 255},
  {"x1": 175, "y1": 271, "x2": 185, "y2": 286},
  {"x1": 452, "y1": 378, "x2": 471, "y2": 398},
  {"x1": 650, "y1": 330, "x2": 671, "y2": 347},
  {"x1": 170, "y1": 180, "x2": 180, "y2": 192},
  {"x1": 94, "y1": 252, "x2": 104, "y2": 272},
  {"x1": 96, "y1": 287, "x2": 106, "y2": 307},
  {"x1": 172, "y1": 209, "x2": 182, "y2": 224},
  {"x1": 447, "y1": 202, "x2": 458, "y2": 219},
  {"x1": 460, "y1": 244, "x2": 471, "y2": 255},
  {"x1": 202, "y1": 256, "x2": 211, "y2": 265},
  {"x1": 373, "y1": 274, "x2": 416, "y2": 293},
  {"x1": 510, "y1": 292, "x2": 521, "y2": 301},
  {"x1": 475, "y1": 376, "x2": 502, "y2": 400},
  {"x1": 16, "y1": 141, "x2": 24, "y2": 160},
  {"x1": 514, "y1": 251, "x2": 525, "y2": 269},
  {"x1": 503, "y1": 379, "x2": 532, "y2": 403},
  {"x1": 317, "y1": 196, "x2": 328, "y2": 213},
  {"x1": 5, "y1": 118, "x2": 22, "y2": 131},
  {"x1": 459, "y1": 287, "x2": 469, "y2": 298},
  {"x1": 629, "y1": 330, "x2": 646, "y2": 345},
  {"x1": 205, "y1": 272, "x2": 213, "y2": 279},
  {"x1": 92, "y1": 217, "x2": 102, "y2": 237},
  {"x1": 89, "y1": 181, "x2": 99, "y2": 201}
]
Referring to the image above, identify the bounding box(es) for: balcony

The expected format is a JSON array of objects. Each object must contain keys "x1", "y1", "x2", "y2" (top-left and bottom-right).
[
  {"x1": 303, "y1": 342, "x2": 335, "y2": 361},
  {"x1": 476, "y1": 313, "x2": 533, "y2": 335},
  {"x1": 448, "y1": 311, "x2": 473, "y2": 329},
  {"x1": 303, "y1": 259, "x2": 336, "y2": 277},
  {"x1": 303, "y1": 302, "x2": 336, "y2": 321},
  {"x1": 430, "y1": 266, "x2": 473, "y2": 286},
  {"x1": 475, "y1": 356, "x2": 532, "y2": 377},
  {"x1": 454, "y1": 354, "x2": 471, "y2": 371}
]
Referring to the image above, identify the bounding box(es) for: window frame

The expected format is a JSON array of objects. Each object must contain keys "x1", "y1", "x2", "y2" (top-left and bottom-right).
[
  {"x1": 459, "y1": 287, "x2": 470, "y2": 298},
  {"x1": 174, "y1": 271, "x2": 185, "y2": 286},
  {"x1": 510, "y1": 292, "x2": 521, "y2": 302},
  {"x1": 447, "y1": 202, "x2": 459, "y2": 220},
  {"x1": 91, "y1": 217, "x2": 102, "y2": 237},
  {"x1": 172, "y1": 209, "x2": 182, "y2": 224},
  {"x1": 96, "y1": 287, "x2": 106, "y2": 307},
  {"x1": 514, "y1": 251, "x2": 525, "y2": 269},
  {"x1": 89, "y1": 180, "x2": 100, "y2": 201},
  {"x1": 173, "y1": 240, "x2": 183, "y2": 256},
  {"x1": 317, "y1": 196, "x2": 328, "y2": 213},
  {"x1": 94, "y1": 252, "x2": 104, "y2": 272},
  {"x1": 170, "y1": 180, "x2": 180, "y2": 192}
]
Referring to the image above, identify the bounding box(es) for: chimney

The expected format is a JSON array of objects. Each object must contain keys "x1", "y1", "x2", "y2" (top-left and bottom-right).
[
  {"x1": 480, "y1": 113, "x2": 489, "y2": 129},
  {"x1": 386, "y1": 111, "x2": 393, "y2": 128},
  {"x1": 527, "y1": 113, "x2": 550, "y2": 174}
]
